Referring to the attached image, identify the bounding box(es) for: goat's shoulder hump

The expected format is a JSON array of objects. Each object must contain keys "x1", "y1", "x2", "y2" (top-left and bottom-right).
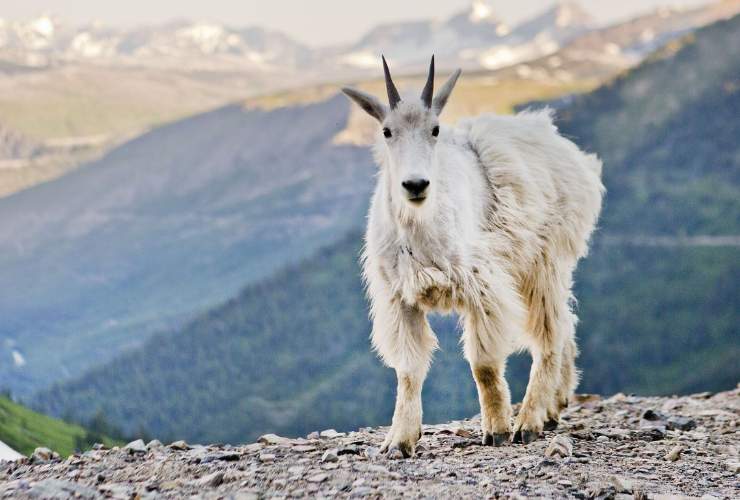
[{"x1": 459, "y1": 108, "x2": 557, "y2": 141}]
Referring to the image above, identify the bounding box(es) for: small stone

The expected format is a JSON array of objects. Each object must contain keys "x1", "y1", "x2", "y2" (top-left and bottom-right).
[
  {"x1": 363, "y1": 446, "x2": 380, "y2": 459},
  {"x1": 307, "y1": 472, "x2": 329, "y2": 483},
  {"x1": 259, "y1": 453, "x2": 276, "y2": 463},
  {"x1": 351, "y1": 486, "x2": 374, "y2": 496},
  {"x1": 288, "y1": 465, "x2": 305, "y2": 475},
  {"x1": 724, "y1": 460, "x2": 740, "y2": 473},
  {"x1": 545, "y1": 435, "x2": 573, "y2": 458},
  {"x1": 667, "y1": 416, "x2": 697, "y2": 431},
  {"x1": 159, "y1": 480, "x2": 180, "y2": 491},
  {"x1": 146, "y1": 439, "x2": 163, "y2": 450},
  {"x1": 596, "y1": 435, "x2": 609, "y2": 443},
  {"x1": 258, "y1": 433, "x2": 291, "y2": 445},
  {"x1": 169, "y1": 440, "x2": 189, "y2": 450},
  {"x1": 197, "y1": 471, "x2": 224, "y2": 488},
  {"x1": 665, "y1": 444, "x2": 683, "y2": 461},
  {"x1": 320, "y1": 429, "x2": 346, "y2": 439},
  {"x1": 31, "y1": 447, "x2": 53, "y2": 462},
  {"x1": 307, "y1": 431, "x2": 320, "y2": 439},
  {"x1": 322, "y1": 449, "x2": 339, "y2": 463},
  {"x1": 124, "y1": 439, "x2": 147, "y2": 454},
  {"x1": 454, "y1": 427, "x2": 473, "y2": 438}
]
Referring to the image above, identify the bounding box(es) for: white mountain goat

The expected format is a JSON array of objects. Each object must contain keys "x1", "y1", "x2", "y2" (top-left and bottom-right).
[{"x1": 342, "y1": 56, "x2": 603, "y2": 457}]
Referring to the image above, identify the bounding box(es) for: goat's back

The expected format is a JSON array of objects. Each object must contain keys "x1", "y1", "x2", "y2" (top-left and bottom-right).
[{"x1": 458, "y1": 109, "x2": 604, "y2": 263}]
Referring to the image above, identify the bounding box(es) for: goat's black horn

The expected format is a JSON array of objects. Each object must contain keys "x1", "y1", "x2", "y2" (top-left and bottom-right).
[
  {"x1": 382, "y1": 55, "x2": 401, "y2": 109},
  {"x1": 421, "y1": 55, "x2": 434, "y2": 108}
]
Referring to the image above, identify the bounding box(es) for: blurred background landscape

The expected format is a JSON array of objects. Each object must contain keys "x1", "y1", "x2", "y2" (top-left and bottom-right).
[{"x1": 0, "y1": 0, "x2": 738, "y2": 455}]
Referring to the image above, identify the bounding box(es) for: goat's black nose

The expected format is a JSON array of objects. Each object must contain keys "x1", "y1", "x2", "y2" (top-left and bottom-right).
[{"x1": 402, "y1": 179, "x2": 430, "y2": 197}]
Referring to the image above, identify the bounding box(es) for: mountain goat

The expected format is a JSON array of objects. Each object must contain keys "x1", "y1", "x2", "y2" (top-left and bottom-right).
[{"x1": 342, "y1": 56, "x2": 603, "y2": 457}]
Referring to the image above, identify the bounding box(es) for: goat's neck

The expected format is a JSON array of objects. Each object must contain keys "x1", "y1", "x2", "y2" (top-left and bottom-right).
[{"x1": 381, "y1": 164, "x2": 459, "y2": 267}]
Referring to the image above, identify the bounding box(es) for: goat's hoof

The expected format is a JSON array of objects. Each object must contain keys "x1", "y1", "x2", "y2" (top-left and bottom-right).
[
  {"x1": 483, "y1": 432, "x2": 511, "y2": 447},
  {"x1": 385, "y1": 443, "x2": 413, "y2": 459},
  {"x1": 512, "y1": 429, "x2": 541, "y2": 445},
  {"x1": 543, "y1": 418, "x2": 559, "y2": 432}
]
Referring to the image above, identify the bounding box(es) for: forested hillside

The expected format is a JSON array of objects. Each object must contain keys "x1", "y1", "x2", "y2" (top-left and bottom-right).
[
  {"x1": 0, "y1": 397, "x2": 120, "y2": 457},
  {"x1": 36, "y1": 15, "x2": 740, "y2": 444}
]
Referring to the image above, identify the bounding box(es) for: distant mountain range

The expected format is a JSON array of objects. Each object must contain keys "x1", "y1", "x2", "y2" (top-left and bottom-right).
[
  {"x1": 0, "y1": 1, "x2": 737, "y2": 200},
  {"x1": 34, "y1": 14, "x2": 740, "y2": 443},
  {"x1": 2, "y1": 1, "x2": 738, "y2": 75}
]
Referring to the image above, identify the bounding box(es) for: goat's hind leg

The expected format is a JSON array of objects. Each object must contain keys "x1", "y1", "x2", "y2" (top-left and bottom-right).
[
  {"x1": 373, "y1": 300, "x2": 437, "y2": 458},
  {"x1": 546, "y1": 330, "x2": 579, "y2": 431},
  {"x1": 515, "y1": 264, "x2": 572, "y2": 444}
]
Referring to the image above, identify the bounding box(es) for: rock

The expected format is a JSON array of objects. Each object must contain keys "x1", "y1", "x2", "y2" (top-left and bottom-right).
[
  {"x1": 31, "y1": 447, "x2": 54, "y2": 462},
  {"x1": 258, "y1": 433, "x2": 291, "y2": 445},
  {"x1": 320, "y1": 429, "x2": 346, "y2": 439},
  {"x1": 29, "y1": 479, "x2": 98, "y2": 499},
  {"x1": 307, "y1": 431, "x2": 320, "y2": 439},
  {"x1": 454, "y1": 427, "x2": 473, "y2": 438},
  {"x1": 197, "y1": 471, "x2": 224, "y2": 488},
  {"x1": 259, "y1": 453, "x2": 276, "y2": 463},
  {"x1": 724, "y1": 460, "x2": 740, "y2": 473},
  {"x1": 169, "y1": 440, "x2": 189, "y2": 450},
  {"x1": 98, "y1": 483, "x2": 132, "y2": 499},
  {"x1": 545, "y1": 435, "x2": 573, "y2": 458},
  {"x1": 307, "y1": 472, "x2": 329, "y2": 483},
  {"x1": 124, "y1": 439, "x2": 147, "y2": 454},
  {"x1": 596, "y1": 435, "x2": 610, "y2": 443},
  {"x1": 146, "y1": 439, "x2": 163, "y2": 450},
  {"x1": 293, "y1": 445, "x2": 317, "y2": 452},
  {"x1": 667, "y1": 416, "x2": 697, "y2": 431},
  {"x1": 321, "y1": 449, "x2": 339, "y2": 463},
  {"x1": 665, "y1": 444, "x2": 684, "y2": 461},
  {"x1": 641, "y1": 409, "x2": 665, "y2": 421}
]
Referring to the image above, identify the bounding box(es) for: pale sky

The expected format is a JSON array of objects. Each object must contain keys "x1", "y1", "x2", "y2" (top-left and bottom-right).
[{"x1": 0, "y1": 0, "x2": 712, "y2": 46}]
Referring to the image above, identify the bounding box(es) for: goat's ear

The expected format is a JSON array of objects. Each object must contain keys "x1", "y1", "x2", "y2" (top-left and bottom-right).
[
  {"x1": 341, "y1": 87, "x2": 387, "y2": 122},
  {"x1": 432, "y1": 69, "x2": 462, "y2": 116}
]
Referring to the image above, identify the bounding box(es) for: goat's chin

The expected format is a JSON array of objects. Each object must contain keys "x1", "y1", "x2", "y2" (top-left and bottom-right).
[{"x1": 396, "y1": 196, "x2": 432, "y2": 227}]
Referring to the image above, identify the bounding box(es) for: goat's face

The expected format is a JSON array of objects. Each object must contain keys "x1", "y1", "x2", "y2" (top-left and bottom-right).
[
  {"x1": 381, "y1": 101, "x2": 439, "y2": 205},
  {"x1": 342, "y1": 56, "x2": 461, "y2": 209}
]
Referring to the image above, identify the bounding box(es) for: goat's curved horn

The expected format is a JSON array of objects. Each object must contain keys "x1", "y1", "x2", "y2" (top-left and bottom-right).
[
  {"x1": 382, "y1": 55, "x2": 401, "y2": 109},
  {"x1": 421, "y1": 55, "x2": 434, "y2": 108}
]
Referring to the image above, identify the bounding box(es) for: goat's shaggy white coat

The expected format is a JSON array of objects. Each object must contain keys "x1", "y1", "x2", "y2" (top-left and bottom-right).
[{"x1": 345, "y1": 63, "x2": 603, "y2": 455}]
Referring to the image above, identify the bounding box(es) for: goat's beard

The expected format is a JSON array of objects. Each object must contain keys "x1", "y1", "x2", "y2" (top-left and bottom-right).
[{"x1": 394, "y1": 192, "x2": 434, "y2": 228}]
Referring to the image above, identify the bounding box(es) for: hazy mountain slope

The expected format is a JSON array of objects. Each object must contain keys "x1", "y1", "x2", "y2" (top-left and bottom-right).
[
  {"x1": 0, "y1": 96, "x2": 374, "y2": 397},
  {"x1": 36, "y1": 16, "x2": 740, "y2": 443},
  {"x1": 555, "y1": 14, "x2": 740, "y2": 236}
]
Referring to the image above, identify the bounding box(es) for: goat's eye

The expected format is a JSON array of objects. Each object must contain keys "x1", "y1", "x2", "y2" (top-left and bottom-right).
[
  {"x1": 383, "y1": 127, "x2": 392, "y2": 138},
  {"x1": 432, "y1": 125, "x2": 440, "y2": 137}
]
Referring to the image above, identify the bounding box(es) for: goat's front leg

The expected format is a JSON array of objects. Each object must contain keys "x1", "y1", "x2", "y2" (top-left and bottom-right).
[
  {"x1": 381, "y1": 366, "x2": 426, "y2": 457},
  {"x1": 463, "y1": 309, "x2": 517, "y2": 447},
  {"x1": 371, "y1": 298, "x2": 437, "y2": 458}
]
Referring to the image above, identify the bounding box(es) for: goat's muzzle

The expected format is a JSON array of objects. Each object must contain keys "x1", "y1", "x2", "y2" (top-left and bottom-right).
[{"x1": 402, "y1": 178, "x2": 430, "y2": 203}]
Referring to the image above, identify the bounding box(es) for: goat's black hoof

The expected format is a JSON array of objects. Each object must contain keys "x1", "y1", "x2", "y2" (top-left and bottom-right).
[
  {"x1": 513, "y1": 429, "x2": 540, "y2": 445},
  {"x1": 386, "y1": 443, "x2": 413, "y2": 459},
  {"x1": 544, "y1": 419, "x2": 559, "y2": 432},
  {"x1": 482, "y1": 431, "x2": 510, "y2": 446}
]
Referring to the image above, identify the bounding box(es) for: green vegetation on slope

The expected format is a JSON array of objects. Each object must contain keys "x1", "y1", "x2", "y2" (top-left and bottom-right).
[
  {"x1": 35, "y1": 16, "x2": 740, "y2": 443},
  {"x1": 0, "y1": 397, "x2": 120, "y2": 457}
]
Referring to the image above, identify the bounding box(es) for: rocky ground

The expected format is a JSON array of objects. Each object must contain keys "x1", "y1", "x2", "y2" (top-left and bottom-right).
[{"x1": 2, "y1": 388, "x2": 738, "y2": 499}]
